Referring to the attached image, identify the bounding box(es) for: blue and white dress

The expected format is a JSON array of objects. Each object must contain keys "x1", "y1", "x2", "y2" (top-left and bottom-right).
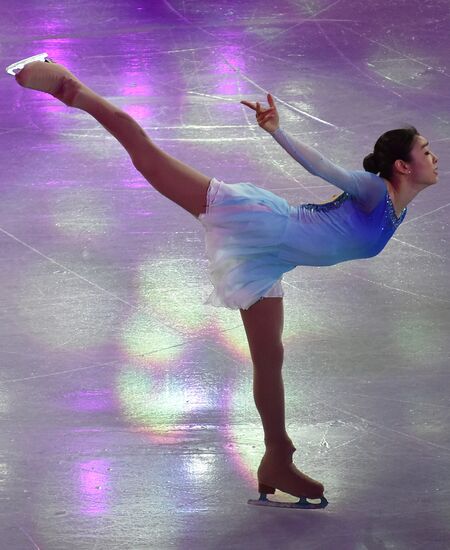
[{"x1": 198, "y1": 128, "x2": 407, "y2": 310}]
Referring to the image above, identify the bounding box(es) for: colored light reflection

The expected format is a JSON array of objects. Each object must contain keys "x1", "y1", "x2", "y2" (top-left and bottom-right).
[
  {"x1": 77, "y1": 459, "x2": 110, "y2": 517},
  {"x1": 117, "y1": 365, "x2": 214, "y2": 442},
  {"x1": 121, "y1": 311, "x2": 185, "y2": 363},
  {"x1": 121, "y1": 76, "x2": 154, "y2": 98},
  {"x1": 214, "y1": 322, "x2": 251, "y2": 360},
  {"x1": 118, "y1": 66, "x2": 155, "y2": 122},
  {"x1": 136, "y1": 258, "x2": 211, "y2": 333},
  {"x1": 215, "y1": 292, "x2": 328, "y2": 360},
  {"x1": 116, "y1": 367, "x2": 209, "y2": 419},
  {"x1": 123, "y1": 102, "x2": 154, "y2": 124},
  {"x1": 184, "y1": 454, "x2": 215, "y2": 478},
  {"x1": 31, "y1": 42, "x2": 70, "y2": 74},
  {"x1": 61, "y1": 388, "x2": 114, "y2": 413},
  {"x1": 214, "y1": 45, "x2": 246, "y2": 96}
]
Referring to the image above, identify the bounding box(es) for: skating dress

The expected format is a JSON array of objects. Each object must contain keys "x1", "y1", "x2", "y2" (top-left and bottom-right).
[{"x1": 198, "y1": 128, "x2": 407, "y2": 310}]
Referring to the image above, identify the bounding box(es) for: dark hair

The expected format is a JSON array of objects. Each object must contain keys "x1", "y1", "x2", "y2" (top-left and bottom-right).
[{"x1": 363, "y1": 125, "x2": 420, "y2": 179}]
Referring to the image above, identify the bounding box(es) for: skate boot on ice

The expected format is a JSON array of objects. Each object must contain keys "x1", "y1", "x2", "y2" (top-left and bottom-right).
[{"x1": 248, "y1": 453, "x2": 328, "y2": 509}]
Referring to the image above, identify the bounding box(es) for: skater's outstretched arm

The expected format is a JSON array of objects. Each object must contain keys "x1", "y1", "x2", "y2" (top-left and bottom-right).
[{"x1": 241, "y1": 94, "x2": 386, "y2": 208}]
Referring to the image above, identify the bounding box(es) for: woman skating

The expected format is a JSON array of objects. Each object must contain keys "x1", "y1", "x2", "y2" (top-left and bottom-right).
[{"x1": 12, "y1": 58, "x2": 439, "y2": 508}]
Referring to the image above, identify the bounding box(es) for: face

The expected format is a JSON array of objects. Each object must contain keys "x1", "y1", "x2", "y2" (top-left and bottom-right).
[{"x1": 407, "y1": 135, "x2": 439, "y2": 186}]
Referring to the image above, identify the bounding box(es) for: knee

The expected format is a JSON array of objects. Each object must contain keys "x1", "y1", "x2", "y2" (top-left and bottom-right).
[
  {"x1": 251, "y1": 342, "x2": 284, "y2": 370},
  {"x1": 132, "y1": 155, "x2": 145, "y2": 172},
  {"x1": 132, "y1": 155, "x2": 159, "y2": 181},
  {"x1": 131, "y1": 154, "x2": 154, "y2": 175}
]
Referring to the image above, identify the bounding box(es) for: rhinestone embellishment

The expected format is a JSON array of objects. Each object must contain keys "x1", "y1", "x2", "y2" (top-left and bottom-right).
[
  {"x1": 385, "y1": 192, "x2": 407, "y2": 228},
  {"x1": 301, "y1": 192, "x2": 350, "y2": 212}
]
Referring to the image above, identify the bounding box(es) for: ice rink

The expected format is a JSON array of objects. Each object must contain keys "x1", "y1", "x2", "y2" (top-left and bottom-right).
[{"x1": 1, "y1": 1, "x2": 449, "y2": 548}]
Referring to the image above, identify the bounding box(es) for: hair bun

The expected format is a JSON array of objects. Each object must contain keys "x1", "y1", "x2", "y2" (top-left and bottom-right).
[{"x1": 363, "y1": 152, "x2": 379, "y2": 174}]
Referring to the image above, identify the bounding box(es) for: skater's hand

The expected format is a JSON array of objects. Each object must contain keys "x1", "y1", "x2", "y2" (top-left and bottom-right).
[{"x1": 241, "y1": 93, "x2": 280, "y2": 134}]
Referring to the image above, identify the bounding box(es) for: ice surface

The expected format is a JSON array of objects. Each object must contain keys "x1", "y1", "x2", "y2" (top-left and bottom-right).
[{"x1": 1, "y1": 1, "x2": 449, "y2": 548}]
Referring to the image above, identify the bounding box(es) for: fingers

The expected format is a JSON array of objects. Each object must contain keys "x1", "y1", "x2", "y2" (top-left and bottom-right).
[
  {"x1": 241, "y1": 97, "x2": 275, "y2": 113},
  {"x1": 256, "y1": 108, "x2": 275, "y2": 121},
  {"x1": 259, "y1": 112, "x2": 275, "y2": 125},
  {"x1": 241, "y1": 96, "x2": 277, "y2": 125},
  {"x1": 240, "y1": 100, "x2": 257, "y2": 111}
]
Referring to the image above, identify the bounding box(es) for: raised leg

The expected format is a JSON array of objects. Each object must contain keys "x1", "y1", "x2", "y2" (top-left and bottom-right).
[
  {"x1": 74, "y1": 86, "x2": 211, "y2": 218},
  {"x1": 15, "y1": 61, "x2": 211, "y2": 218},
  {"x1": 240, "y1": 296, "x2": 325, "y2": 499}
]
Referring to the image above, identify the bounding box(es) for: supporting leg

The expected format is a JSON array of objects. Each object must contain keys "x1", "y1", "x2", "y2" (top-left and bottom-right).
[
  {"x1": 240, "y1": 297, "x2": 293, "y2": 452},
  {"x1": 240, "y1": 296, "x2": 325, "y2": 499}
]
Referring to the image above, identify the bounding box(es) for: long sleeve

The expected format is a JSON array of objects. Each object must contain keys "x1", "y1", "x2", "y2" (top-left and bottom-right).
[{"x1": 271, "y1": 127, "x2": 386, "y2": 206}]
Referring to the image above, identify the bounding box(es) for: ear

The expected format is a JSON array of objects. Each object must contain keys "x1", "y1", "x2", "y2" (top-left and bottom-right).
[{"x1": 393, "y1": 158, "x2": 410, "y2": 175}]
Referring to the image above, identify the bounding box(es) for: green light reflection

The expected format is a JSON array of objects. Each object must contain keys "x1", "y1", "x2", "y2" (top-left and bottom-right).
[
  {"x1": 215, "y1": 291, "x2": 327, "y2": 359},
  {"x1": 121, "y1": 311, "x2": 185, "y2": 363},
  {"x1": 117, "y1": 366, "x2": 191, "y2": 436},
  {"x1": 117, "y1": 335, "x2": 219, "y2": 444},
  {"x1": 137, "y1": 257, "x2": 215, "y2": 333}
]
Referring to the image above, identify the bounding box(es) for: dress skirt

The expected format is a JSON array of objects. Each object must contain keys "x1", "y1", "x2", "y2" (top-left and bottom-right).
[{"x1": 198, "y1": 178, "x2": 296, "y2": 310}]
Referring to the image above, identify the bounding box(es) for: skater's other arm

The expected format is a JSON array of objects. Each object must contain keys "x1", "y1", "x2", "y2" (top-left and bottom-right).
[
  {"x1": 270, "y1": 128, "x2": 386, "y2": 205},
  {"x1": 241, "y1": 94, "x2": 386, "y2": 207}
]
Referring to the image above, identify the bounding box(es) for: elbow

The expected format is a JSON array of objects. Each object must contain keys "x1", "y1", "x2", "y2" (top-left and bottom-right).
[{"x1": 307, "y1": 166, "x2": 321, "y2": 178}]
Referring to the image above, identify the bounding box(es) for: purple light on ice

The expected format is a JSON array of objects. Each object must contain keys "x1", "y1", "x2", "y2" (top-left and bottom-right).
[
  {"x1": 118, "y1": 69, "x2": 155, "y2": 121},
  {"x1": 77, "y1": 459, "x2": 111, "y2": 517},
  {"x1": 61, "y1": 389, "x2": 114, "y2": 413},
  {"x1": 214, "y1": 46, "x2": 246, "y2": 96}
]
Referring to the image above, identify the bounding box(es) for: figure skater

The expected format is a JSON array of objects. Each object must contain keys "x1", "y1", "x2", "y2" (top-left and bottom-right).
[{"x1": 12, "y1": 59, "x2": 438, "y2": 509}]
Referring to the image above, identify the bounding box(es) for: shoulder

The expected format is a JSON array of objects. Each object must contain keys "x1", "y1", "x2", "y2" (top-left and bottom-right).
[
  {"x1": 349, "y1": 170, "x2": 386, "y2": 185},
  {"x1": 349, "y1": 171, "x2": 387, "y2": 210}
]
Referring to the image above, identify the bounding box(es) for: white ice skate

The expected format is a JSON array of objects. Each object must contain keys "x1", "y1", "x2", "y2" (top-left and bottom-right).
[{"x1": 5, "y1": 52, "x2": 52, "y2": 76}]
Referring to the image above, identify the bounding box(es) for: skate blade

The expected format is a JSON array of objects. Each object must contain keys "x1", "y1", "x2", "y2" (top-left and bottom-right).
[
  {"x1": 248, "y1": 494, "x2": 328, "y2": 510},
  {"x1": 6, "y1": 53, "x2": 52, "y2": 76}
]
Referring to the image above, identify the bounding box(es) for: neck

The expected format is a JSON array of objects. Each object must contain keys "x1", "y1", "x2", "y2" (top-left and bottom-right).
[{"x1": 384, "y1": 177, "x2": 425, "y2": 216}]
